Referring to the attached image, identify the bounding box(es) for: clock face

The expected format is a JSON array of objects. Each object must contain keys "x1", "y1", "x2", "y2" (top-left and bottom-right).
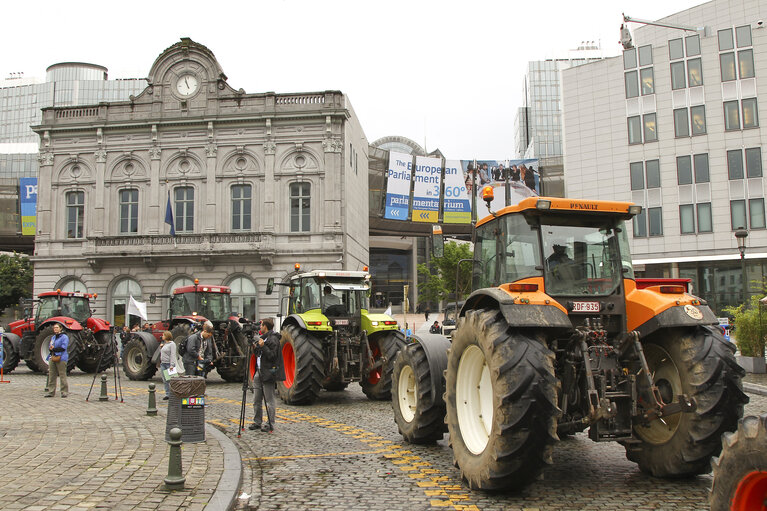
[{"x1": 176, "y1": 74, "x2": 199, "y2": 97}]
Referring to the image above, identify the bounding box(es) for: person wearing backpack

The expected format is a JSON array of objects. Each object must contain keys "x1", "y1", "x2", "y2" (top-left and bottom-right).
[{"x1": 182, "y1": 322, "x2": 214, "y2": 376}]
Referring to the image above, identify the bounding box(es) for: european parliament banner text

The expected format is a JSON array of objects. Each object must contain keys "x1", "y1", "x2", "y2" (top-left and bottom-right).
[
  {"x1": 19, "y1": 177, "x2": 37, "y2": 236},
  {"x1": 384, "y1": 151, "x2": 412, "y2": 221},
  {"x1": 443, "y1": 159, "x2": 471, "y2": 223},
  {"x1": 412, "y1": 156, "x2": 441, "y2": 223}
]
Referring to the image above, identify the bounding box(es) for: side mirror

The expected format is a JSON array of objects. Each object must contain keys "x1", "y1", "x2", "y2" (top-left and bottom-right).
[
  {"x1": 23, "y1": 307, "x2": 30, "y2": 318},
  {"x1": 266, "y1": 278, "x2": 274, "y2": 295},
  {"x1": 149, "y1": 293, "x2": 157, "y2": 304}
]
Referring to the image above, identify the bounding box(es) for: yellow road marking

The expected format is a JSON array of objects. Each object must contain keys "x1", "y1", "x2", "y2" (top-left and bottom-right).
[{"x1": 243, "y1": 448, "x2": 390, "y2": 461}]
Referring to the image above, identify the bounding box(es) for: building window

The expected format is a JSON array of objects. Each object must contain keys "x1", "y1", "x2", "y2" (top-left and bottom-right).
[
  {"x1": 633, "y1": 208, "x2": 647, "y2": 238},
  {"x1": 624, "y1": 45, "x2": 654, "y2": 99},
  {"x1": 686, "y1": 34, "x2": 701, "y2": 56},
  {"x1": 739, "y1": 49, "x2": 755, "y2": 79},
  {"x1": 669, "y1": 38, "x2": 684, "y2": 60},
  {"x1": 623, "y1": 48, "x2": 637, "y2": 69},
  {"x1": 674, "y1": 108, "x2": 689, "y2": 137},
  {"x1": 742, "y1": 98, "x2": 759, "y2": 128},
  {"x1": 691, "y1": 105, "x2": 706, "y2": 135},
  {"x1": 720, "y1": 53, "x2": 737, "y2": 81},
  {"x1": 720, "y1": 25, "x2": 755, "y2": 81},
  {"x1": 746, "y1": 147, "x2": 763, "y2": 178},
  {"x1": 648, "y1": 207, "x2": 663, "y2": 236},
  {"x1": 111, "y1": 278, "x2": 142, "y2": 329},
  {"x1": 697, "y1": 203, "x2": 713, "y2": 232},
  {"x1": 630, "y1": 162, "x2": 644, "y2": 190},
  {"x1": 677, "y1": 156, "x2": 692, "y2": 185},
  {"x1": 751, "y1": 198, "x2": 766, "y2": 229},
  {"x1": 687, "y1": 58, "x2": 703, "y2": 87},
  {"x1": 694, "y1": 153, "x2": 710, "y2": 182},
  {"x1": 643, "y1": 113, "x2": 657, "y2": 142},
  {"x1": 719, "y1": 28, "x2": 734, "y2": 51},
  {"x1": 680, "y1": 204, "x2": 695, "y2": 234},
  {"x1": 228, "y1": 276, "x2": 257, "y2": 321},
  {"x1": 724, "y1": 100, "x2": 741, "y2": 130},
  {"x1": 645, "y1": 159, "x2": 660, "y2": 188},
  {"x1": 174, "y1": 186, "x2": 194, "y2": 233},
  {"x1": 640, "y1": 67, "x2": 654, "y2": 95},
  {"x1": 728, "y1": 150, "x2": 744, "y2": 179},
  {"x1": 628, "y1": 116, "x2": 642, "y2": 144},
  {"x1": 729, "y1": 199, "x2": 764, "y2": 230},
  {"x1": 66, "y1": 191, "x2": 84, "y2": 239},
  {"x1": 231, "y1": 184, "x2": 252, "y2": 231},
  {"x1": 670, "y1": 35, "x2": 702, "y2": 89},
  {"x1": 731, "y1": 200, "x2": 747, "y2": 229},
  {"x1": 736, "y1": 25, "x2": 753, "y2": 47},
  {"x1": 60, "y1": 278, "x2": 87, "y2": 293},
  {"x1": 671, "y1": 61, "x2": 686, "y2": 89},
  {"x1": 290, "y1": 182, "x2": 311, "y2": 232},
  {"x1": 625, "y1": 70, "x2": 639, "y2": 98},
  {"x1": 119, "y1": 188, "x2": 138, "y2": 234}
]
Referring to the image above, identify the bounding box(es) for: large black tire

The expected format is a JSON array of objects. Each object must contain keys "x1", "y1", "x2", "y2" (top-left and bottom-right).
[
  {"x1": 277, "y1": 324, "x2": 324, "y2": 405},
  {"x1": 122, "y1": 336, "x2": 158, "y2": 380},
  {"x1": 2, "y1": 335, "x2": 20, "y2": 374},
  {"x1": 361, "y1": 330, "x2": 407, "y2": 401},
  {"x1": 710, "y1": 414, "x2": 767, "y2": 511},
  {"x1": 217, "y1": 329, "x2": 248, "y2": 382},
  {"x1": 392, "y1": 343, "x2": 446, "y2": 443},
  {"x1": 29, "y1": 325, "x2": 81, "y2": 374},
  {"x1": 625, "y1": 325, "x2": 747, "y2": 477},
  {"x1": 445, "y1": 308, "x2": 560, "y2": 491},
  {"x1": 76, "y1": 331, "x2": 116, "y2": 373}
]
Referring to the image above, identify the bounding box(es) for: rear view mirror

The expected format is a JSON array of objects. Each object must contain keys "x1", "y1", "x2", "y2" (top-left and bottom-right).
[{"x1": 266, "y1": 278, "x2": 275, "y2": 295}]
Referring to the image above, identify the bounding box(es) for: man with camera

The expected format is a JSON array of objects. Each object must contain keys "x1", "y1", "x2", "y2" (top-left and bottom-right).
[
  {"x1": 182, "y1": 321, "x2": 214, "y2": 376},
  {"x1": 249, "y1": 318, "x2": 285, "y2": 433}
]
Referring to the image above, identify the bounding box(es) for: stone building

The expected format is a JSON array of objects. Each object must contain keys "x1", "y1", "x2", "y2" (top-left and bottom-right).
[{"x1": 31, "y1": 38, "x2": 369, "y2": 325}]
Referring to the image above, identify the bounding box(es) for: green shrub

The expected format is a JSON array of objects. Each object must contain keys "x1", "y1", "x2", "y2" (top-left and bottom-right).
[{"x1": 724, "y1": 295, "x2": 766, "y2": 357}]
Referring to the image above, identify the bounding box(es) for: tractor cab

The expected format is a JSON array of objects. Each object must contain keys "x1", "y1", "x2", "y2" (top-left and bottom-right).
[
  {"x1": 169, "y1": 284, "x2": 232, "y2": 325},
  {"x1": 35, "y1": 292, "x2": 93, "y2": 326},
  {"x1": 286, "y1": 270, "x2": 370, "y2": 333}
]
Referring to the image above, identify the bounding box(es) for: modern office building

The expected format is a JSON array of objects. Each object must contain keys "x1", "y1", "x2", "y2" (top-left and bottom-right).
[
  {"x1": 31, "y1": 38, "x2": 369, "y2": 326},
  {"x1": 514, "y1": 43, "x2": 604, "y2": 197},
  {"x1": 562, "y1": 0, "x2": 767, "y2": 314}
]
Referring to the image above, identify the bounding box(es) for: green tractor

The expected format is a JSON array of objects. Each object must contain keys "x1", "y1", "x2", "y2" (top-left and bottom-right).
[{"x1": 266, "y1": 267, "x2": 405, "y2": 405}]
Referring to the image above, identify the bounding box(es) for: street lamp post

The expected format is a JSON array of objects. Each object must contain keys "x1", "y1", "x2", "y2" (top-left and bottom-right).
[{"x1": 735, "y1": 228, "x2": 749, "y2": 306}]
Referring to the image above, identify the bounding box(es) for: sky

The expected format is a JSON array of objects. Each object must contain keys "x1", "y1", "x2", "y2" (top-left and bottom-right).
[{"x1": 2, "y1": 0, "x2": 704, "y2": 158}]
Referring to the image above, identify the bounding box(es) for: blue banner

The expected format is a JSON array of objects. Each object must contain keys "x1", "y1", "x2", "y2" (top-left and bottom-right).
[
  {"x1": 384, "y1": 151, "x2": 412, "y2": 221},
  {"x1": 19, "y1": 177, "x2": 37, "y2": 236}
]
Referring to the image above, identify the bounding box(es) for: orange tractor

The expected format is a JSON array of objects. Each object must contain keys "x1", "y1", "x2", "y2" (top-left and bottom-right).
[{"x1": 391, "y1": 195, "x2": 748, "y2": 490}]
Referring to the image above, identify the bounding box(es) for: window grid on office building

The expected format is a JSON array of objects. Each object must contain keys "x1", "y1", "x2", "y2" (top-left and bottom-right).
[
  {"x1": 624, "y1": 45, "x2": 654, "y2": 98},
  {"x1": 119, "y1": 188, "x2": 138, "y2": 234},
  {"x1": 669, "y1": 35, "x2": 703, "y2": 90}
]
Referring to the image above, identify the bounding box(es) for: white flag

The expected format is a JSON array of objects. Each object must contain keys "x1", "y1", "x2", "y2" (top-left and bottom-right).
[
  {"x1": 384, "y1": 305, "x2": 392, "y2": 317},
  {"x1": 128, "y1": 295, "x2": 148, "y2": 321}
]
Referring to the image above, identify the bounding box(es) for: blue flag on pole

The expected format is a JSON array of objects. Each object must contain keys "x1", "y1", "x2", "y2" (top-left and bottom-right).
[{"x1": 165, "y1": 191, "x2": 176, "y2": 236}]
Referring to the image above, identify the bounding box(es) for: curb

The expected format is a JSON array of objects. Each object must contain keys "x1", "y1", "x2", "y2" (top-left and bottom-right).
[
  {"x1": 204, "y1": 424, "x2": 243, "y2": 511},
  {"x1": 744, "y1": 382, "x2": 767, "y2": 397}
]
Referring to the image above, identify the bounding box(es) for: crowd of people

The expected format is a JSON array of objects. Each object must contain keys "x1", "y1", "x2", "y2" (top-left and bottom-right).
[{"x1": 464, "y1": 162, "x2": 538, "y2": 193}]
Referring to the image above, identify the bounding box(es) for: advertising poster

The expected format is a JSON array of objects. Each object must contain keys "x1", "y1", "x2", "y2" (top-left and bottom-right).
[
  {"x1": 384, "y1": 151, "x2": 412, "y2": 221},
  {"x1": 19, "y1": 177, "x2": 37, "y2": 235},
  {"x1": 462, "y1": 159, "x2": 539, "y2": 213},
  {"x1": 412, "y1": 155, "x2": 442, "y2": 223},
  {"x1": 443, "y1": 159, "x2": 471, "y2": 224}
]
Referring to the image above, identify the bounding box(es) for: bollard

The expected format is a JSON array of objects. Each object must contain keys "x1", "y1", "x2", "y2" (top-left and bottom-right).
[
  {"x1": 147, "y1": 383, "x2": 158, "y2": 416},
  {"x1": 99, "y1": 373, "x2": 109, "y2": 401},
  {"x1": 164, "y1": 427, "x2": 186, "y2": 490}
]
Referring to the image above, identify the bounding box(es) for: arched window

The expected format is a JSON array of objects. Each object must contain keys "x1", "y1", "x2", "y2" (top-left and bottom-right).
[
  {"x1": 228, "y1": 276, "x2": 257, "y2": 321},
  {"x1": 59, "y1": 277, "x2": 87, "y2": 293},
  {"x1": 111, "y1": 278, "x2": 142, "y2": 329}
]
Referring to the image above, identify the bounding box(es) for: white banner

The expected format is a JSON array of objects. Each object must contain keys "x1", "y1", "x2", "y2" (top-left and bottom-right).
[
  {"x1": 443, "y1": 159, "x2": 471, "y2": 223},
  {"x1": 412, "y1": 156, "x2": 442, "y2": 223},
  {"x1": 384, "y1": 151, "x2": 413, "y2": 221},
  {"x1": 128, "y1": 295, "x2": 148, "y2": 321}
]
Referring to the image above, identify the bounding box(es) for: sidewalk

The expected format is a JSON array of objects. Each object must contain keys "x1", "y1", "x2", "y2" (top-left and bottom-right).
[{"x1": 0, "y1": 371, "x2": 240, "y2": 511}]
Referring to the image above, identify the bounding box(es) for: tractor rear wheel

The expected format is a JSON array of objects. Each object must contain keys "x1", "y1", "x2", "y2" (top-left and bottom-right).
[
  {"x1": 2, "y1": 336, "x2": 19, "y2": 374},
  {"x1": 122, "y1": 336, "x2": 157, "y2": 380},
  {"x1": 277, "y1": 324, "x2": 324, "y2": 405},
  {"x1": 445, "y1": 308, "x2": 560, "y2": 490},
  {"x1": 76, "y1": 331, "x2": 116, "y2": 373},
  {"x1": 392, "y1": 342, "x2": 446, "y2": 444},
  {"x1": 217, "y1": 329, "x2": 249, "y2": 382},
  {"x1": 711, "y1": 414, "x2": 767, "y2": 511},
  {"x1": 361, "y1": 330, "x2": 406, "y2": 401},
  {"x1": 625, "y1": 326, "x2": 747, "y2": 477},
  {"x1": 29, "y1": 325, "x2": 81, "y2": 374}
]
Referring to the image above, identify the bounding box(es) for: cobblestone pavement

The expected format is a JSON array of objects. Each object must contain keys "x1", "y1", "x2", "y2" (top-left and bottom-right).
[{"x1": 0, "y1": 368, "x2": 225, "y2": 511}]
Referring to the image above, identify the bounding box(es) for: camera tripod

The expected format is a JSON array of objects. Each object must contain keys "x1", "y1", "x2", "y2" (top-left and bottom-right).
[{"x1": 86, "y1": 326, "x2": 124, "y2": 402}]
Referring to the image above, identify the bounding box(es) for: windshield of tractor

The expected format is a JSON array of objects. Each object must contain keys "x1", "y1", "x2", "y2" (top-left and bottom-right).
[
  {"x1": 321, "y1": 278, "x2": 368, "y2": 316},
  {"x1": 170, "y1": 292, "x2": 231, "y2": 321},
  {"x1": 541, "y1": 222, "x2": 634, "y2": 296},
  {"x1": 474, "y1": 213, "x2": 541, "y2": 289},
  {"x1": 37, "y1": 296, "x2": 91, "y2": 323}
]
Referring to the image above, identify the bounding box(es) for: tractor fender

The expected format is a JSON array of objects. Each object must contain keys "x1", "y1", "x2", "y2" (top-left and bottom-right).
[
  {"x1": 85, "y1": 317, "x2": 111, "y2": 333},
  {"x1": 462, "y1": 288, "x2": 572, "y2": 330},
  {"x1": 408, "y1": 333, "x2": 451, "y2": 405},
  {"x1": 2, "y1": 332, "x2": 21, "y2": 353},
  {"x1": 282, "y1": 314, "x2": 308, "y2": 331},
  {"x1": 635, "y1": 303, "x2": 719, "y2": 338},
  {"x1": 40, "y1": 318, "x2": 84, "y2": 331},
  {"x1": 132, "y1": 331, "x2": 160, "y2": 356}
]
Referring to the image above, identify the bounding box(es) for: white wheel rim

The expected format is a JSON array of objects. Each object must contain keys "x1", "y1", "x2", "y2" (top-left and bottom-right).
[
  {"x1": 397, "y1": 364, "x2": 417, "y2": 423},
  {"x1": 41, "y1": 335, "x2": 52, "y2": 366},
  {"x1": 456, "y1": 345, "x2": 493, "y2": 455}
]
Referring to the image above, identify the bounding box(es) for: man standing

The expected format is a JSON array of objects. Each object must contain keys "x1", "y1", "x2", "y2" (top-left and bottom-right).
[
  {"x1": 44, "y1": 323, "x2": 69, "y2": 398},
  {"x1": 182, "y1": 322, "x2": 214, "y2": 376},
  {"x1": 249, "y1": 318, "x2": 285, "y2": 433}
]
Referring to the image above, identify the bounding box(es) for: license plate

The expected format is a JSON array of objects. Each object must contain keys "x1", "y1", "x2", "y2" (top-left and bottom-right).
[
  {"x1": 334, "y1": 319, "x2": 349, "y2": 325},
  {"x1": 572, "y1": 301, "x2": 600, "y2": 312}
]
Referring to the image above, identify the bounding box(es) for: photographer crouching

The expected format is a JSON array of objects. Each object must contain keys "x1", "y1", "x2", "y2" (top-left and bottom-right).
[{"x1": 249, "y1": 318, "x2": 284, "y2": 433}]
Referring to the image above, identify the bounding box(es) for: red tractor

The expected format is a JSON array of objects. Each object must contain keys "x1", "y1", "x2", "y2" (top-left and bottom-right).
[
  {"x1": 5, "y1": 290, "x2": 114, "y2": 374},
  {"x1": 122, "y1": 281, "x2": 251, "y2": 382}
]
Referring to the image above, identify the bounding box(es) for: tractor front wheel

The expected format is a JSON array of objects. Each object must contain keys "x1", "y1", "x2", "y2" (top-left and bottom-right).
[
  {"x1": 626, "y1": 326, "x2": 747, "y2": 477},
  {"x1": 76, "y1": 331, "x2": 116, "y2": 373},
  {"x1": 361, "y1": 330, "x2": 406, "y2": 401},
  {"x1": 445, "y1": 308, "x2": 560, "y2": 490},
  {"x1": 276, "y1": 324, "x2": 324, "y2": 405},
  {"x1": 122, "y1": 336, "x2": 157, "y2": 380},
  {"x1": 392, "y1": 342, "x2": 446, "y2": 443}
]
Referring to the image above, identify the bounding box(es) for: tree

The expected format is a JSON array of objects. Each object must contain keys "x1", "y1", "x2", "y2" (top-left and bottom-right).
[
  {"x1": 417, "y1": 241, "x2": 473, "y2": 306},
  {"x1": 724, "y1": 291, "x2": 767, "y2": 358},
  {"x1": 0, "y1": 253, "x2": 33, "y2": 313}
]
